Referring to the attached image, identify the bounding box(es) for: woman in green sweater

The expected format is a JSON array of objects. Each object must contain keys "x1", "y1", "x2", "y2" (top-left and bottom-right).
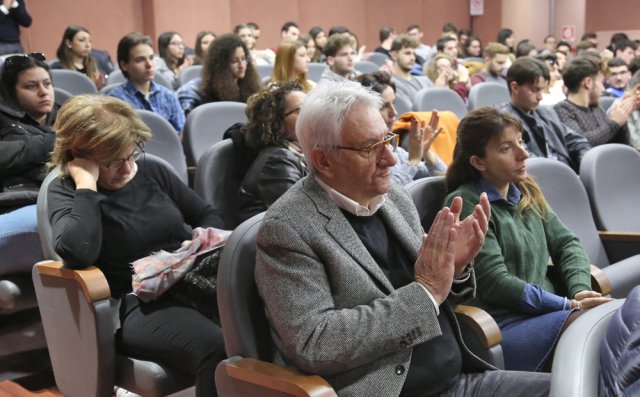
[{"x1": 444, "y1": 107, "x2": 611, "y2": 372}]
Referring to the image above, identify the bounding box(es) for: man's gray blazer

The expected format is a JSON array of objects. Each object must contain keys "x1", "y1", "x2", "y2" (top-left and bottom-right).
[{"x1": 255, "y1": 176, "x2": 493, "y2": 396}]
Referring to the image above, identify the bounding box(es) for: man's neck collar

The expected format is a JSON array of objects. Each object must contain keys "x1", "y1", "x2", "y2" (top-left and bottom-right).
[
  {"x1": 130, "y1": 79, "x2": 152, "y2": 95},
  {"x1": 567, "y1": 92, "x2": 590, "y2": 108},
  {"x1": 314, "y1": 175, "x2": 385, "y2": 217}
]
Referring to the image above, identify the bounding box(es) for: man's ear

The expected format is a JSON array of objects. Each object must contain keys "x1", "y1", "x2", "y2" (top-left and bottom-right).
[
  {"x1": 583, "y1": 76, "x2": 593, "y2": 90},
  {"x1": 469, "y1": 155, "x2": 485, "y2": 172},
  {"x1": 509, "y1": 81, "x2": 519, "y2": 97},
  {"x1": 326, "y1": 56, "x2": 335, "y2": 68},
  {"x1": 309, "y1": 147, "x2": 335, "y2": 178},
  {"x1": 390, "y1": 50, "x2": 398, "y2": 62}
]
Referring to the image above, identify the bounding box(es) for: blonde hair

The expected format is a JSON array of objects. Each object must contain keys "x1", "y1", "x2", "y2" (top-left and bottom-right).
[
  {"x1": 425, "y1": 54, "x2": 458, "y2": 87},
  {"x1": 50, "y1": 95, "x2": 151, "y2": 174},
  {"x1": 270, "y1": 40, "x2": 313, "y2": 91}
]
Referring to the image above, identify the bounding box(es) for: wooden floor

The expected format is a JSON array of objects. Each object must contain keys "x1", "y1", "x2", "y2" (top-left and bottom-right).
[{"x1": 0, "y1": 381, "x2": 61, "y2": 397}]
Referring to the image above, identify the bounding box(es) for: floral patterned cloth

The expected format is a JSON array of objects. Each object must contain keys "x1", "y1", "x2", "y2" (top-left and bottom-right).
[{"x1": 131, "y1": 227, "x2": 231, "y2": 302}]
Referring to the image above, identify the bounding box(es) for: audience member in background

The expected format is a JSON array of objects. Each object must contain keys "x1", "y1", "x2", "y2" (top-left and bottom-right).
[
  {"x1": 0, "y1": 53, "x2": 56, "y2": 274},
  {"x1": 556, "y1": 41, "x2": 571, "y2": 55},
  {"x1": 575, "y1": 40, "x2": 598, "y2": 55},
  {"x1": 623, "y1": 70, "x2": 640, "y2": 148},
  {"x1": 389, "y1": 35, "x2": 433, "y2": 106},
  {"x1": 629, "y1": 56, "x2": 640, "y2": 76},
  {"x1": 319, "y1": 34, "x2": 358, "y2": 83},
  {"x1": 193, "y1": 30, "x2": 215, "y2": 66},
  {"x1": 255, "y1": 80, "x2": 551, "y2": 396},
  {"x1": 457, "y1": 29, "x2": 471, "y2": 53},
  {"x1": 537, "y1": 52, "x2": 565, "y2": 106},
  {"x1": 374, "y1": 26, "x2": 396, "y2": 59},
  {"x1": 355, "y1": 71, "x2": 446, "y2": 185},
  {"x1": 299, "y1": 34, "x2": 316, "y2": 64},
  {"x1": 237, "y1": 82, "x2": 307, "y2": 223},
  {"x1": 109, "y1": 32, "x2": 184, "y2": 133},
  {"x1": 407, "y1": 24, "x2": 431, "y2": 63},
  {"x1": 246, "y1": 22, "x2": 275, "y2": 65},
  {"x1": 155, "y1": 31, "x2": 192, "y2": 90},
  {"x1": 516, "y1": 40, "x2": 538, "y2": 58},
  {"x1": 555, "y1": 49, "x2": 567, "y2": 72},
  {"x1": 441, "y1": 22, "x2": 459, "y2": 40},
  {"x1": 605, "y1": 57, "x2": 632, "y2": 98},
  {"x1": 51, "y1": 25, "x2": 105, "y2": 89},
  {"x1": 614, "y1": 39, "x2": 636, "y2": 66},
  {"x1": 470, "y1": 42, "x2": 510, "y2": 87},
  {"x1": 555, "y1": 54, "x2": 635, "y2": 146},
  {"x1": 541, "y1": 35, "x2": 556, "y2": 53},
  {"x1": 280, "y1": 21, "x2": 300, "y2": 43},
  {"x1": 234, "y1": 23, "x2": 263, "y2": 66},
  {"x1": 177, "y1": 33, "x2": 260, "y2": 115},
  {"x1": 348, "y1": 31, "x2": 366, "y2": 63},
  {"x1": 445, "y1": 107, "x2": 612, "y2": 372},
  {"x1": 48, "y1": 95, "x2": 226, "y2": 397},
  {"x1": 499, "y1": 57, "x2": 591, "y2": 172},
  {"x1": 327, "y1": 25, "x2": 349, "y2": 37},
  {"x1": 0, "y1": 0, "x2": 31, "y2": 55},
  {"x1": 497, "y1": 28, "x2": 516, "y2": 58},
  {"x1": 462, "y1": 36, "x2": 482, "y2": 58},
  {"x1": 425, "y1": 54, "x2": 469, "y2": 102},
  {"x1": 308, "y1": 26, "x2": 327, "y2": 62},
  {"x1": 582, "y1": 32, "x2": 598, "y2": 47},
  {"x1": 269, "y1": 39, "x2": 315, "y2": 91}
]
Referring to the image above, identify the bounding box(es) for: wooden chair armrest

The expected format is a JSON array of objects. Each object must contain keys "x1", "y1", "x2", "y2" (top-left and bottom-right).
[
  {"x1": 454, "y1": 305, "x2": 501, "y2": 349},
  {"x1": 35, "y1": 260, "x2": 111, "y2": 303},
  {"x1": 218, "y1": 357, "x2": 337, "y2": 397},
  {"x1": 599, "y1": 231, "x2": 640, "y2": 242},
  {"x1": 590, "y1": 264, "x2": 612, "y2": 296}
]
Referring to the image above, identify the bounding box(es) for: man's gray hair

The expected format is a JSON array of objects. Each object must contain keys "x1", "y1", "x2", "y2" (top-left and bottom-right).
[{"x1": 296, "y1": 80, "x2": 383, "y2": 171}]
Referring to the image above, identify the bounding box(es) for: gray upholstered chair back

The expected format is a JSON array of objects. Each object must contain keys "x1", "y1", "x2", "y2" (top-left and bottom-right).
[
  {"x1": 178, "y1": 65, "x2": 203, "y2": 87},
  {"x1": 363, "y1": 52, "x2": 390, "y2": 66},
  {"x1": 53, "y1": 86, "x2": 73, "y2": 107},
  {"x1": 217, "y1": 212, "x2": 272, "y2": 360},
  {"x1": 404, "y1": 176, "x2": 447, "y2": 233},
  {"x1": 182, "y1": 101, "x2": 247, "y2": 166},
  {"x1": 354, "y1": 61, "x2": 379, "y2": 74},
  {"x1": 550, "y1": 299, "x2": 624, "y2": 397},
  {"x1": 527, "y1": 158, "x2": 610, "y2": 267},
  {"x1": 255, "y1": 64, "x2": 274, "y2": 81},
  {"x1": 306, "y1": 63, "x2": 327, "y2": 82},
  {"x1": 580, "y1": 143, "x2": 640, "y2": 232},
  {"x1": 194, "y1": 139, "x2": 241, "y2": 230},
  {"x1": 50, "y1": 69, "x2": 98, "y2": 95},
  {"x1": 412, "y1": 87, "x2": 468, "y2": 120},
  {"x1": 137, "y1": 110, "x2": 188, "y2": 184},
  {"x1": 467, "y1": 82, "x2": 510, "y2": 110}
]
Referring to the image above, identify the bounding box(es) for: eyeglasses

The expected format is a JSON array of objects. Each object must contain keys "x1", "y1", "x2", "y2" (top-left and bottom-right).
[
  {"x1": 4, "y1": 52, "x2": 47, "y2": 68},
  {"x1": 102, "y1": 142, "x2": 145, "y2": 171},
  {"x1": 169, "y1": 41, "x2": 185, "y2": 47},
  {"x1": 284, "y1": 107, "x2": 300, "y2": 117},
  {"x1": 334, "y1": 133, "x2": 399, "y2": 163}
]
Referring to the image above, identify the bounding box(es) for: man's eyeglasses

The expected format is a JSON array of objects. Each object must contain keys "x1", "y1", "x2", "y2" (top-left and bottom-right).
[
  {"x1": 102, "y1": 142, "x2": 145, "y2": 171},
  {"x1": 334, "y1": 133, "x2": 399, "y2": 163},
  {"x1": 4, "y1": 52, "x2": 46, "y2": 68}
]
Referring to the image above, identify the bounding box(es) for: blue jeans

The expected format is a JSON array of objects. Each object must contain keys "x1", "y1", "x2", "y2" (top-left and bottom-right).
[
  {"x1": 0, "y1": 42, "x2": 24, "y2": 56},
  {"x1": 0, "y1": 205, "x2": 44, "y2": 275}
]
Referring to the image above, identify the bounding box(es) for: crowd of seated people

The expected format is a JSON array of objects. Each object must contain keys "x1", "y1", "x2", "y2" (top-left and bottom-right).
[{"x1": 4, "y1": 19, "x2": 640, "y2": 395}]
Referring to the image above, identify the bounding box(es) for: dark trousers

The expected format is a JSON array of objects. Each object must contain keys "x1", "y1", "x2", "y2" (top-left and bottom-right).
[
  {"x1": 434, "y1": 370, "x2": 551, "y2": 397},
  {"x1": 117, "y1": 294, "x2": 225, "y2": 397}
]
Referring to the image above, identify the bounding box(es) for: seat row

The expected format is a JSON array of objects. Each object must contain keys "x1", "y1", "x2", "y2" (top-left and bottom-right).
[{"x1": 31, "y1": 143, "x2": 640, "y2": 396}]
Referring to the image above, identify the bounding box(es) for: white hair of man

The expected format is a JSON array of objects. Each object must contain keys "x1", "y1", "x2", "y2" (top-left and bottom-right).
[{"x1": 296, "y1": 80, "x2": 383, "y2": 172}]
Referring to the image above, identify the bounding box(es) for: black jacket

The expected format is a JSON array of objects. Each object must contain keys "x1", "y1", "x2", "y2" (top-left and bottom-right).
[
  {"x1": 0, "y1": 86, "x2": 56, "y2": 212},
  {"x1": 236, "y1": 145, "x2": 307, "y2": 224}
]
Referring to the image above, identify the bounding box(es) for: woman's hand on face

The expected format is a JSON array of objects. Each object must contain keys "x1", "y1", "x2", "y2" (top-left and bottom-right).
[{"x1": 68, "y1": 157, "x2": 100, "y2": 191}]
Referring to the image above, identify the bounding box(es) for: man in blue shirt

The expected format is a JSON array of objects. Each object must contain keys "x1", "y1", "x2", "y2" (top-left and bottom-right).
[{"x1": 110, "y1": 32, "x2": 184, "y2": 133}]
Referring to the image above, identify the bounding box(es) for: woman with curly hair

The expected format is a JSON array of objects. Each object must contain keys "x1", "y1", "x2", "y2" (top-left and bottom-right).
[
  {"x1": 51, "y1": 25, "x2": 104, "y2": 89},
  {"x1": 269, "y1": 40, "x2": 315, "y2": 91},
  {"x1": 237, "y1": 81, "x2": 308, "y2": 223},
  {"x1": 176, "y1": 33, "x2": 261, "y2": 114}
]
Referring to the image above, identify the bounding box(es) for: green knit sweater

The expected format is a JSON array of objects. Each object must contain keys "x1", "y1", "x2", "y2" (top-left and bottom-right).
[{"x1": 444, "y1": 182, "x2": 592, "y2": 321}]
